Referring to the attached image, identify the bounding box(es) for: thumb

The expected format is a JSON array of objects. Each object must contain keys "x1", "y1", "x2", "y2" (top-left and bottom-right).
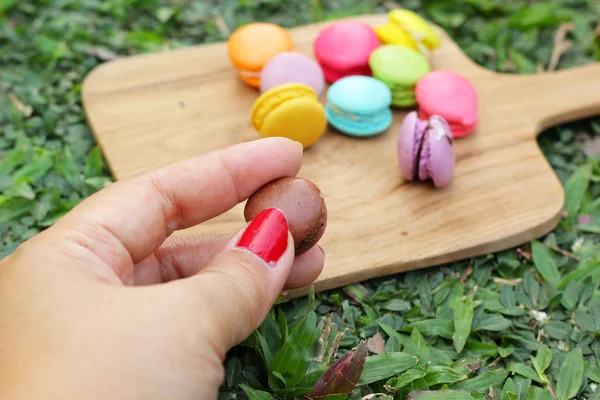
[{"x1": 175, "y1": 208, "x2": 295, "y2": 352}]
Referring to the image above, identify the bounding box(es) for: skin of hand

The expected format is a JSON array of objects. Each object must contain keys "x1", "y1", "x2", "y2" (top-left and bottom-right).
[{"x1": 0, "y1": 137, "x2": 325, "y2": 400}]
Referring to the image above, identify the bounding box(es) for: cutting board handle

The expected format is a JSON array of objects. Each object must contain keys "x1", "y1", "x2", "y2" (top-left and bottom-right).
[{"x1": 505, "y1": 62, "x2": 600, "y2": 134}]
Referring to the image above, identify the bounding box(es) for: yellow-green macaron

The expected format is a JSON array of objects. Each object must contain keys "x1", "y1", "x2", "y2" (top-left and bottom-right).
[
  {"x1": 369, "y1": 44, "x2": 431, "y2": 107},
  {"x1": 251, "y1": 83, "x2": 327, "y2": 148}
]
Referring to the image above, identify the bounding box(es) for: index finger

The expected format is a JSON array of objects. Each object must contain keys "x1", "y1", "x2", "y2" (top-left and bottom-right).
[{"x1": 48, "y1": 137, "x2": 303, "y2": 271}]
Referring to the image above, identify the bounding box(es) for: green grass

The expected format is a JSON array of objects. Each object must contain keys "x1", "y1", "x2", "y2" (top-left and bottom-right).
[{"x1": 1, "y1": 1, "x2": 600, "y2": 399}]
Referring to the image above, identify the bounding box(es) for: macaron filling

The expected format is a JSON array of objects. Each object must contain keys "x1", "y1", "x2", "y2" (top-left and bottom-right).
[
  {"x1": 326, "y1": 103, "x2": 392, "y2": 134},
  {"x1": 238, "y1": 68, "x2": 261, "y2": 78},
  {"x1": 252, "y1": 85, "x2": 317, "y2": 130}
]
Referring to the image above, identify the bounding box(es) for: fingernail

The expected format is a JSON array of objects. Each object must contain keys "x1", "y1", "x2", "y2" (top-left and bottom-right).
[{"x1": 236, "y1": 208, "x2": 289, "y2": 267}]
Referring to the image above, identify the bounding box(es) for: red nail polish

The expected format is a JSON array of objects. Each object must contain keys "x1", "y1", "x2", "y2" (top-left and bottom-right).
[{"x1": 236, "y1": 208, "x2": 288, "y2": 267}]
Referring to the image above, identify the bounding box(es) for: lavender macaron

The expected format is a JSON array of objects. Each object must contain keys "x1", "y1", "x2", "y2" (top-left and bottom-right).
[
  {"x1": 398, "y1": 111, "x2": 455, "y2": 188},
  {"x1": 259, "y1": 51, "x2": 326, "y2": 97}
]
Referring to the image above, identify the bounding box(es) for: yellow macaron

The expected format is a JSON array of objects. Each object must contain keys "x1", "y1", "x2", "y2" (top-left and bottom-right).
[
  {"x1": 251, "y1": 83, "x2": 327, "y2": 148},
  {"x1": 375, "y1": 9, "x2": 440, "y2": 52}
]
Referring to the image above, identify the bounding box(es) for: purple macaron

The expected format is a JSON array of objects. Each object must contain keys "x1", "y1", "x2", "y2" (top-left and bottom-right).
[
  {"x1": 398, "y1": 111, "x2": 455, "y2": 188},
  {"x1": 259, "y1": 52, "x2": 325, "y2": 96}
]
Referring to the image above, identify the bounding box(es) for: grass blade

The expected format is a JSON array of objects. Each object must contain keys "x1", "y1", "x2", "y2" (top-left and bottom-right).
[
  {"x1": 556, "y1": 348, "x2": 583, "y2": 400},
  {"x1": 531, "y1": 241, "x2": 561, "y2": 287},
  {"x1": 453, "y1": 297, "x2": 473, "y2": 353},
  {"x1": 358, "y1": 352, "x2": 419, "y2": 385}
]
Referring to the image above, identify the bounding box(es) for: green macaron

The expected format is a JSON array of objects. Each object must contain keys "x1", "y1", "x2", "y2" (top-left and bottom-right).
[{"x1": 369, "y1": 44, "x2": 431, "y2": 107}]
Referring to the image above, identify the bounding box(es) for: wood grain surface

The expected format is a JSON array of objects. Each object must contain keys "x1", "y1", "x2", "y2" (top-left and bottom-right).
[{"x1": 81, "y1": 14, "x2": 600, "y2": 297}]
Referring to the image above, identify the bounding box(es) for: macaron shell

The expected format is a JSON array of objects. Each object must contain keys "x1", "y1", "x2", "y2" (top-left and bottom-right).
[
  {"x1": 397, "y1": 111, "x2": 419, "y2": 181},
  {"x1": 251, "y1": 83, "x2": 317, "y2": 130},
  {"x1": 313, "y1": 21, "x2": 380, "y2": 82},
  {"x1": 388, "y1": 9, "x2": 441, "y2": 50},
  {"x1": 374, "y1": 23, "x2": 418, "y2": 50},
  {"x1": 260, "y1": 97, "x2": 327, "y2": 148},
  {"x1": 426, "y1": 116, "x2": 455, "y2": 188},
  {"x1": 321, "y1": 64, "x2": 372, "y2": 84},
  {"x1": 227, "y1": 22, "x2": 294, "y2": 85},
  {"x1": 259, "y1": 52, "x2": 325, "y2": 96},
  {"x1": 415, "y1": 70, "x2": 478, "y2": 138},
  {"x1": 369, "y1": 45, "x2": 431, "y2": 86}
]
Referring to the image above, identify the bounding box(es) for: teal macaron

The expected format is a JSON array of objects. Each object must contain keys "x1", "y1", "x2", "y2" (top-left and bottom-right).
[
  {"x1": 369, "y1": 44, "x2": 431, "y2": 107},
  {"x1": 325, "y1": 75, "x2": 393, "y2": 137}
]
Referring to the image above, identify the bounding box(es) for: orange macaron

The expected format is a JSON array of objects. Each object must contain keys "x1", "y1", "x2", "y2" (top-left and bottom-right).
[{"x1": 227, "y1": 22, "x2": 294, "y2": 88}]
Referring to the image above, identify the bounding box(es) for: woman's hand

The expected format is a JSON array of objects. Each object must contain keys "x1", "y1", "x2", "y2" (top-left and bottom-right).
[{"x1": 0, "y1": 137, "x2": 325, "y2": 400}]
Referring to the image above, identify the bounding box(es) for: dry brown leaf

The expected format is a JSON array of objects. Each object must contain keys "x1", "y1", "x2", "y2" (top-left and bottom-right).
[
  {"x1": 516, "y1": 245, "x2": 531, "y2": 261},
  {"x1": 8, "y1": 92, "x2": 33, "y2": 117},
  {"x1": 85, "y1": 45, "x2": 119, "y2": 61},
  {"x1": 547, "y1": 23, "x2": 575, "y2": 71},
  {"x1": 367, "y1": 332, "x2": 386, "y2": 354},
  {"x1": 582, "y1": 137, "x2": 600, "y2": 157},
  {"x1": 214, "y1": 14, "x2": 230, "y2": 37},
  {"x1": 383, "y1": 1, "x2": 401, "y2": 10},
  {"x1": 492, "y1": 277, "x2": 522, "y2": 286},
  {"x1": 460, "y1": 266, "x2": 473, "y2": 283}
]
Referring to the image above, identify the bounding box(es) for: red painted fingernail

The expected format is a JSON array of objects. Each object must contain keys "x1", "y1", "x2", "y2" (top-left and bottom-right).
[{"x1": 236, "y1": 208, "x2": 288, "y2": 267}]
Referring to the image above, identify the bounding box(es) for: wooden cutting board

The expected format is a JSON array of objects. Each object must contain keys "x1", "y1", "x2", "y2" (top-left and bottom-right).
[{"x1": 81, "y1": 14, "x2": 600, "y2": 297}]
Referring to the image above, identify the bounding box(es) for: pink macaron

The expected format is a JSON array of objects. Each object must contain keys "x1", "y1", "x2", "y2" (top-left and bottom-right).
[
  {"x1": 313, "y1": 20, "x2": 381, "y2": 83},
  {"x1": 259, "y1": 52, "x2": 325, "y2": 96},
  {"x1": 415, "y1": 70, "x2": 478, "y2": 138},
  {"x1": 398, "y1": 111, "x2": 455, "y2": 189}
]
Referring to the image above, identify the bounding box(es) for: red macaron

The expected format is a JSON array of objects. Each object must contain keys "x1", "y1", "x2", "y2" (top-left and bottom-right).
[{"x1": 313, "y1": 20, "x2": 381, "y2": 83}]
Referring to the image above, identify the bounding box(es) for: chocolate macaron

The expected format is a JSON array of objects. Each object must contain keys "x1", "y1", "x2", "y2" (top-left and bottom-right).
[{"x1": 244, "y1": 177, "x2": 327, "y2": 255}]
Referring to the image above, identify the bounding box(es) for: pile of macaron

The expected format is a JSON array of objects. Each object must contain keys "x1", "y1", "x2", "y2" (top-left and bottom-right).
[{"x1": 227, "y1": 9, "x2": 479, "y2": 189}]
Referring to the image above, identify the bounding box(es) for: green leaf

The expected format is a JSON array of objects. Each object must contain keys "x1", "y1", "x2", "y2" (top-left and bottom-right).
[
  {"x1": 559, "y1": 259, "x2": 600, "y2": 290},
  {"x1": 85, "y1": 146, "x2": 105, "y2": 178},
  {"x1": 13, "y1": 149, "x2": 53, "y2": 183},
  {"x1": 508, "y1": 49, "x2": 537, "y2": 73},
  {"x1": 358, "y1": 352, "x2": 419, "y2": 385},
  {"x1": 452, "y1": 297, "x2": 473, "y2": 353},
  {"x1": 240, "y1": 384, "x2": 274, "y2": 400},
  {"x1": 563, "y1": 164, "x2": 591, "y2": 217},
  {"x1": 424, "y1": 366, "x2": 468, "y2": 386},
  {"x1": 379, "y1": 322, "x2": 409, "y2": 347},
  {"x1": 560, "y1": 281, "x2": 581, "y2": 310},
  {"x1": 451, "y1": 369, "x2": 508, "y2": 391},
  {"x1": 499, "y1": 345, "x2": 515, "y2": 358},
  {"x1": 408, "y1": 389, "x2": 487, "y2": 399},
  {"x1": 585, "y1": 362, "x2": 600, "y2": 384},
  {"x1": 556, "y1": 348, "x2": 584, "y2": 400},
  {"x1": 531, "y1": 241, "x2": 561, "y2": 287},
  {"x1": 462, "y1": 342, "x2": 498, "y2": 359},
  {"x1": 387, "y1": 369, "x2": 427, "y2": 389},
  {"x1": 254, "y1": 331, "x2": 274, "y2": 372},
  {"x1": 270, "y1": 311, "x2": 318, "y2": 389},
  {"x1": 525, "y1": 386, "x2": 553, "y2": 400},
  {"x1": 532, "y1": 345, "x2": 552, "y2": 383},
  {"x1": 0, "y1": 198, "x2": 35, "y2": 224},
  {"x1": 3, "y1": 182, "x2": 35, "y2": 200},
  {"x1": 404, "y1": 328, "x2": 429, "y2": 368},
  {"x1": 501, "y1": 378, "x2": 518, "y2": 400},
  {"x1": 543, "y1": 321, "x2": 571, "y2": 340},
  {"x1": 405, "y1": 320, "x2": 454, "y2": 339},
  {"x1": 0, "y1": 0, "x2": 17, "y2": 13},
  {"x1": 511, "y1": 363, "x2": 542, "y2": 383},
  {"x1": 382, "y1": 299, "x2": 411, "y2": 312},
  {"x1": 474, "y1": 314, "x2": 512, "y2": 332},
  {"x1": 508, "y1": 3, "x2": 562, "y2": 29}
]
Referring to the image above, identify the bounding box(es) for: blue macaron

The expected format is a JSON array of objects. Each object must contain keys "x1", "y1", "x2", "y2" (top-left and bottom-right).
[{"x1": 325, "y1": 75, "x2": 393, "y2": 137}]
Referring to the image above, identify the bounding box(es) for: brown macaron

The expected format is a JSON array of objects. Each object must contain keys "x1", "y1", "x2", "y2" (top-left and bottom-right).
[{"x1": 244, "y1": 177, "x2": 327, "y2": 255}]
